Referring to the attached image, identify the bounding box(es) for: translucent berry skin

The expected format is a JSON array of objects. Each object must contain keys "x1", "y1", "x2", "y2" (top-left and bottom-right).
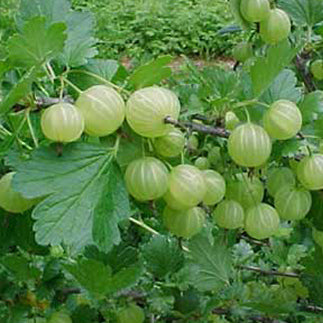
[
  {"x1": 213, "y1": 199, "x2": 244, "y2": 229},
  {"x1": 163, "y1": 206, "x2": 206, "y2": 239},
  {"x1": 154, "y1": 127, "x2": 185, "y2": 157},
  {"x1": 187, "y1": 134, "x2": 199, "y2": 151},
  {"x1": 297, "y1": 154, "x2": 323, "y2": 190},
  {"x1": 126, "y1": 87, "x2": 181, "y2": 138},
  {"x1": 75, "y1": 85, "x2": 125, "y2": 137},
  {"x1": 240, "y1": 0, "x2": 270, "y2": 22},
  {"x1": 194, "y1": 157, "x2": 210, "y2": 170},
  {"x1": 245, "y1": 203, "x2": 280, "y2": 240},
  {"x1": 260, "y1": 9, "x2": 291, "y2": 44},
  {"x1": 0, "y1": 172, "x2": 36, "y2": 213},
  {"x1": 124, "y1": 157, "x2": 169, "y2": 201},
  {"x1": 165, "y1": 165, "x2": 206, "y2": 209},
  {"x1": 41, "y1": 103, "x2": 84, "y2": 142},
  {"x1": 228, "y1": 123, "x2": 272, "y2": 168},
  {"x1": 226, "y1": 173, "x2": 264, "y2": 210},
  {"x1": 232, "y1": 42, "x2": 253, "y2": 63},
  {"x1": 202, "y1": 170, "x2": 226, "y2": 206},
  {"x1": 263, "y1": 100, "x2": 302, "y2": 140},
  {"x1": 274, "y1": 186, "x2": 312, "y2": 221},
  {"x1": 117, "y1": 304, "x2": 145, "y2": 323},
  {"x1": 47, "y1": 311, "x2": 72, "y2": 323},
  {"x1": 267, "y1": 167, "x2": 296, "y2": 197},
  {"x1": 311, "y1": 60, "x2": 323, "y2": 80},
  {"x1": 313, "y1": 228, "x2": 323, "y2": 248}
]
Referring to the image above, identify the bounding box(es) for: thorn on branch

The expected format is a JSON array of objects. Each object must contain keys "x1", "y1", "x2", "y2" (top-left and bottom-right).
[{"x1": 164, "y1": 116, "x2": 230, "y2": 138}]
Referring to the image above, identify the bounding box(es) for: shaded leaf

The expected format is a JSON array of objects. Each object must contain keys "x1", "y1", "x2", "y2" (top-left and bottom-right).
[
  {"x1": 299, "y1": 91, "x2": 323, "y2": 124},
  {"x1": 142, "y1": 235, "x2": 184, "y2": 278}
]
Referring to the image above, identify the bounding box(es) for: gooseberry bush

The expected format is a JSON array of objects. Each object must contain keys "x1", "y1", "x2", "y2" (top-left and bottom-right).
[{"x1": 1, "y1": 0, "x2": 323, "y2": 322}]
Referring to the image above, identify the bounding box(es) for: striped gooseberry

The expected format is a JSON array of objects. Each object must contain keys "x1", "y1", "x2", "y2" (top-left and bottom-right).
[
  {"x1": 225, "y1": 111, "x2": 240, "y2": 131},
  {"x1": 154, "y1": 127, "x2": 185, "y2": 157},
  {"x1": 313, "y1": 228, "x2": 323, "y2": 248},
  {"x1": 124, "y1": 157, "x2": 169, "y2": 201},
  {"x1": 266, "y1": 167, "x2": 296, "y2": 197},
  {"x1": 311, "y1": 60, "x2": 323, "y2": 80},
  {"x1": 240, "y1": 0, "x2": 270, "y2": 22},
  {"x1": 0, "y1": 172, "x2": 37, "y2": 213},
  {"x1": 126, "y1": 86, "x2": 180, "y2": 137},
  {"x1": 41, "y1": 103, "x2": 84, "y2": 142},
  {"x1": 75, "y1": 85, "x2": 125, "y2": 137},
  {"x1": 260, "y1": 9, "x2": 291, "y2": 44},
  {"x1": 274, "y1": 186, "x2": 312, "y2": 221},
  {"x1": 228, "y1": 123, "x2": 272, "y2": 168},
  {"x1": 194, "y1": 157, "x2": 210, "y2": 170},
  {"x1": 245, "y1": 203, "x2": 280, "y2": 240},
  {"x1": 263, "y1": 100, "x2": 302, "y2": 140},
  {"x1": 213, "y1": 200, "x2": 244, "y2": 229},
  {"x1": 163, "y1": 206, "x2": 206, "y2": 238},
  {"x1": 226, "y1": 173, "x2": 264, "y2": 210},
  {"x1": 232, "y1": 42, "x2": 253, "y2": 62},
  {"x1": 165, "y1": 165, "x2": 206, "y2": 209},
  {"x1": 297, "y1": 154, "x2": 323, "y2": 190},
  {"x1": 202, "y1": 170, "x2": 226, "y2": 206}
]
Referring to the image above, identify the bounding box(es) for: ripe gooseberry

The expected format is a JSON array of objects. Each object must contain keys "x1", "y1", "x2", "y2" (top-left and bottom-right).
[
  {"x1": 0, "y1": 172, "x2": 37, "y2": 213},
  {"x1": 266, "y1": 167, "x2": 296, "y2": 197},
  {"x1": 164, "y1": 165, "x2": 206, "y2": 209},
  {"x1": 228, "y1": 123, "x2": 272, "y2": 168},
  {"x1": 117, "y1": 304, "x2": 144, "y2": 323},
  {"x1": 126, "y1": 86, "x2": 180, "y2": 137},
  {"x1": 297, "y1": 154, "x2": 323, "y2": 190},
  {"x1": 163, "y1": 206, "x2": 206, "y2": 239},
  {"x1": 41, "y1": 103, "x2": 84, "y2": 142},
  {"x1": 154, "y1": 127, "x2": 185, "y2": 158},
  {"x1": 260, "y1": 9, "x2": 291, "y2": 44},
  {"x1": 240, "y1": 0, "x2": 270, "y2": 22},
  {"x1": 75, "y1": 85, "x2": 125, "y2": 137},
  {"x1": 213, "y1": 200, "x2": 244, "y2": 229},
  {"x1": 232, "y1": 42, "x2": 253, "y2": 62},
  {"x1": 226, "y1": 173, "x2": 264, "y2": 210},
  {"x1": 263, "y1": 100, "x2": 302, "y2": 140},
  {"x1": 310, "y1": 60, "x2": 323, "y2": 80},
  {"x1": 245, "y1": 203, "x2": 280, "y2": 240},
  {"x1": 124, "y1": 157, "x2": 169, "y2": 201},
  {"x1": 194, "y1": 157, "x2": 210, "y2": 170},
  {"x1": 274, "y1": 186, "x2": 312, "y2": 221},
  {"x1": 202, "y1": 170, "x2": 226, "y2": 206}
]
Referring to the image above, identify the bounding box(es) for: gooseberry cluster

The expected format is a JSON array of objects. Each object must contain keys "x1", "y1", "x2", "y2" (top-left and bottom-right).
[{"x1": 0, "y1": 82, "x2": 321, "y2": 242}]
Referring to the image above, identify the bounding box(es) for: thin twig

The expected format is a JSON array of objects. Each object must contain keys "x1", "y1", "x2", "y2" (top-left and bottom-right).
[
  {"x1": 239, "y1": 265, "x2": 299, "y2": 278},
  {"x1": 294, "y1": 54, "x2": 316, "y2": 93},
  {"x1": 164, "y1": 116, "x2": 230, "y2": 138}
]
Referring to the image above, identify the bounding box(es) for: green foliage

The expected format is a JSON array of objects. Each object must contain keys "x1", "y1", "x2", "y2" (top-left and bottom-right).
[{"x1": 1, "y1": 0, "x2": 323, "y2": 322}]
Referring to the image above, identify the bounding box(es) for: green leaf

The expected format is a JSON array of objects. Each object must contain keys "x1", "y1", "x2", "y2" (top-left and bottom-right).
[
  {"x1": 8, "y1": 143, "x2": 131, "y2": 252},
  {"x1": 142, "y1": 235, "x2": 184, "y2": 278},
  {"x1": 250, "y1": 41, "x2": 301, "y2": 97},
  {"x1": 64, "y1": 259, "x2": 113, "y2": 296},
  {"x1": 308, "y1": 192, "x2": 323, "y2": 231},
  {"x1": 59, "y1": 11, "x2": 97, "y2": 67},
  {"x1": 299, "y1": 91, "x2": 323, "y2": 124},
  {"x1": 69, "y1": 59, "x2": 121, "y2": 91},
  {"x1": 261, "y1": 69, "x2": 302, "y2": 104},
  {"x1": 17, "y1": 0, "x2": 97, "y2": 67},
  {"x1": 128, "y1": 55, "x2": 173, "y2": 89},
  {"x1": 278, "y1": 0, "x2": 323, "y2": 26},
  {"x1": 8, "y1": 17, "x2": 67, "y2": 67},
  {"x1": 314, "y1": 115, "x2": 323, "y2": 138},
  {"x1": 301, "y1": 247, "x2": 323, "y2": 306},
  {"x1": 93, "y1": 163, "x2": 130, "y2": 252},
  {"x1": 64, "y1": 258, "x2": 143, "y2": 296},
  {"x1": 1, "y1": 254, "x2": 41, "y2": 281},
  {"x1": 229, "y1": 0, "x2": 253, "y2": 29},
  {"x1": 188, "y1": 235, "x2": 232, "y2": 292},
  {"x1": 0, "y1": 66, "x2": 39, "y2": 116}
]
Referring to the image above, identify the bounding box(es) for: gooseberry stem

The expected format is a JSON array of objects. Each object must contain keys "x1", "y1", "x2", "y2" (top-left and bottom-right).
[
  {"x1": 129, "y1": 217, "x2": 160, "y2": 236},
  {"x1": 25, "y1": 109, "x2": 39, "y2": 148},
  {"x1": 61, "y1": 77, "x2": 83, "y2": 94}
]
